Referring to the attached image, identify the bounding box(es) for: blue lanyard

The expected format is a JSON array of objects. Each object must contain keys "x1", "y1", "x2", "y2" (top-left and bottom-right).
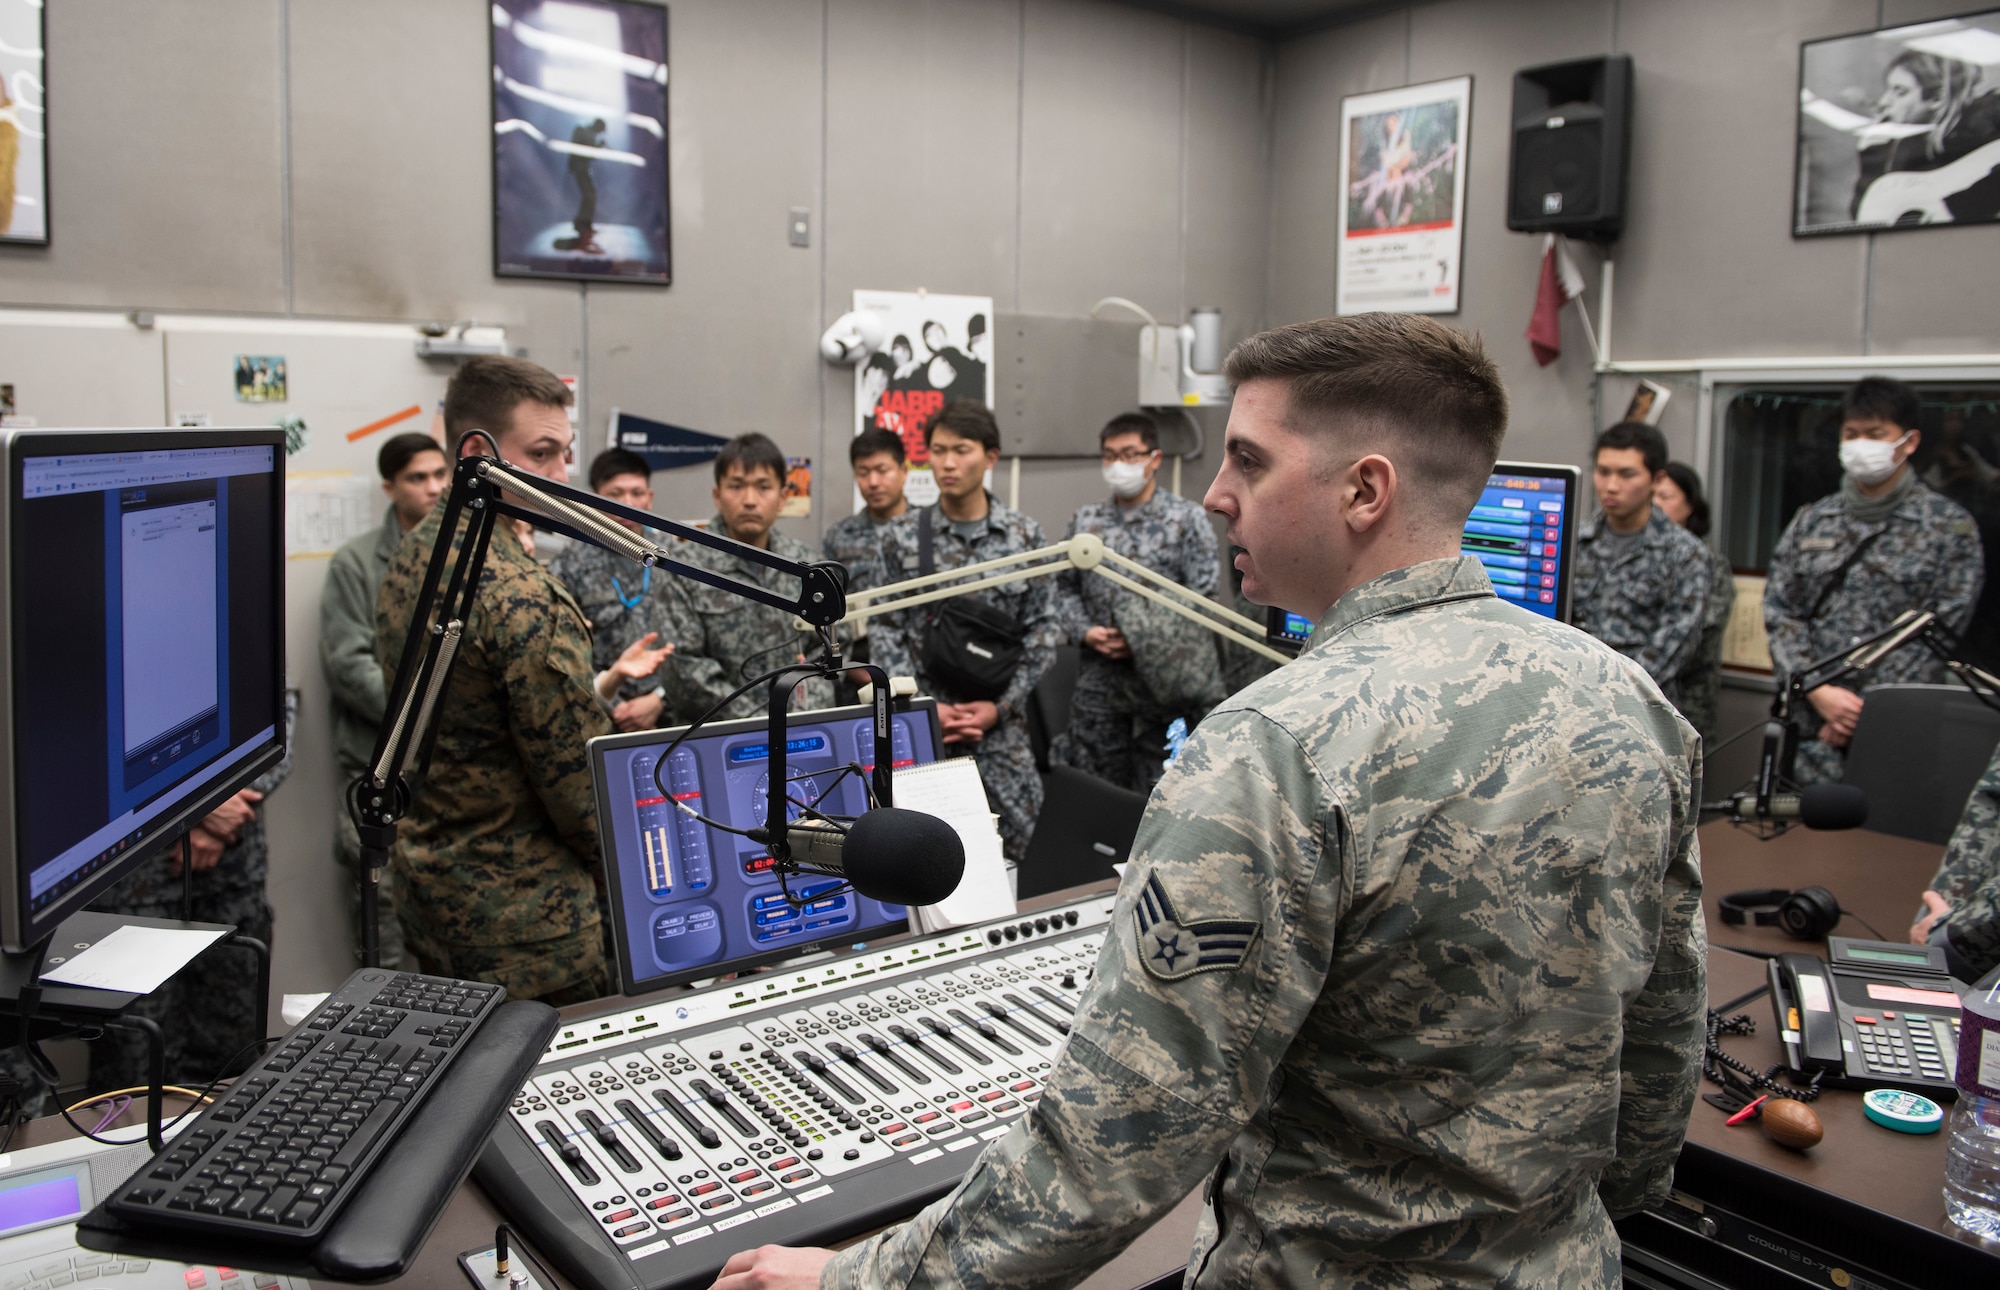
[{"x1": 611, "y1": 565, "x2": 650, "y2": 609}]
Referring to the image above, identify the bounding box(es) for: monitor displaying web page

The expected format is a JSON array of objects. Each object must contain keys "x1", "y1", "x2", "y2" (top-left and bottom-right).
[
  {"x1": 1, "y1": 429, "x2": 286, "y2": 952},
  {"x1": 590, "y1": 700, "x2": 945, "y2": 994},
  {"x1": 1461, "y1": 462, "x2": 1579, "y2": 623}
]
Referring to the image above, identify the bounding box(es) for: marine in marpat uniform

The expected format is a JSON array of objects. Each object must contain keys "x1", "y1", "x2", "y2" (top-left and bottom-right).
[
  {"x1": 550, "y1": 447, "x2": 681, "y2": 732},
  {"x1": 1765, "y1": 376, "x2": 1985, "y2": 785},
  {"x1": 869, "y1": 403, "x2": 1058, "y2": 863},
  {"x1": 656, "y1": 434, "x2": 834, "y2": 726},
  {"x1": 375, "y1": 356, "x2": 617, "y2": 1005},
  {"x1": 1055, "y1": 412, "x2": 1222, "y2": 791},
  {"x1": 713, "y1": 315, "x2": 1705, "y2": 1290},
  {"x1": 89, "y1": 689, "x2": 299, "y2": 1090},
  {"x1": 1914, "y1": 740, "x2": 2000, "y2": 982},
  {"x1": 1570, "y1": 421, "x2": 1712, "y2": 715}
]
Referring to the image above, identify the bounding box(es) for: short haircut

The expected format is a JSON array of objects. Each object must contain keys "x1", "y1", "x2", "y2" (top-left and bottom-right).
[
  {"x1": 925, "y1": 400, "x2": 1001, "y2": 453},
  {"x1": 378, "y1": 431, "x2": 443, "y2": 482},
  {"x1": 442, "y1": 355, "x2": 572, "y2": 453},
  {"x1": 1661, "y1": 461, "x2": 1712, "y2": 539},
  {"x1": 968, "y1": 314, "x2": 986, "y2": 340},
  {"x1": 864, "y1": 351, "x2": 895, "y2": 379},
  {"x1": 714, "y1": 432, "x2": 786, "y2": 484},
  {"x1": 1222, "y1": 314, "x2": 1508, "y2": 526},
  {"x1": 1099, "y1": 412, "x2": 1159, "y2": 452},
  {"x1": 1843, "y1": 375, "x2": 1922, "y2": 434},
  {"x1": 1595, "y1": 421, "x2": 1669, "y2": 476},
  {"x1": 850, "y1": 426, "x2": 906, "y2": 466},
  {"x1": 588, "y1": 447, "x2": 652, "y2": 491},
  {"x1": 890, "y1": 334, "x2": 912, "y2": 354}
]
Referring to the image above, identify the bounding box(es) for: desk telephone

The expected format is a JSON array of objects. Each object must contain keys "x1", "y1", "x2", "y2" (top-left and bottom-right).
[{"x1": 1767, "y1": 936, "x2": 1965, "y2": 1097}]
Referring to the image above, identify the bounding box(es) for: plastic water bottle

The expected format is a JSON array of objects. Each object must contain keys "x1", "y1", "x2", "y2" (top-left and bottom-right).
[{"x1": 1945, "y1": 980, "x2": 2000, "y2": 1239}]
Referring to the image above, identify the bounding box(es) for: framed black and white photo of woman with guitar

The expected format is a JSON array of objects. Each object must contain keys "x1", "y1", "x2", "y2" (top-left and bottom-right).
[{"x1": 1796, "y1": 10, "x2": 2000, "y2": 235}]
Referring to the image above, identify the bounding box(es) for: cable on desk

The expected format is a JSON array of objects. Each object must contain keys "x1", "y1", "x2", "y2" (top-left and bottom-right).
[
  {"x1": 1704, "y1": 1009, "x2": 1823, "y2": 1104},
  {"x1": 65, "y1": 1085, "x2": 215, "y2": 1114},
  {"x1": 50, "y1": 1034, "x2": 283, "y2": 1146}
]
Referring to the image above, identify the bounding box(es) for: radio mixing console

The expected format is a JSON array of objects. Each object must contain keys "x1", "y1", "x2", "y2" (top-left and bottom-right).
[{"x1": 476, "y1": 890, "x2": 1117, "y2": 1290}]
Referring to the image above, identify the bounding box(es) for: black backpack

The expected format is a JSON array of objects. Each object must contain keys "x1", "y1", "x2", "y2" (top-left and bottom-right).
[{"x1": 916, "y1": 507, "x2": 1026, "y2": 701}]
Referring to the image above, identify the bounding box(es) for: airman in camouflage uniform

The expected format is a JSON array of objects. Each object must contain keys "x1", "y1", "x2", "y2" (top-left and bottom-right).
[
  {"x1": 655, "y1": 519, "x2": 836, "y2": 725},
  {"x1": 1571, "y1": 505, "x2": 1712, "y2": 711},
  {"x1": 1680, "y1": 545, "x2": 1738, "y2": 748},
  {"x1": 1765, "y1": 471, "x2": 1983, "y2": 784},
  {"x1": 871, "y1": 496, "x2": 1058, "y2": 861},
  {"x1": 819, "y1": 557, "x2": 1705, "y2": 1290},
  {"x1": 89, "y1": 690, "x2": 300, "y2": 1089},
  {"x1": 822, "y1": 512, "x2": 894, "y2": 596},
  {"x1": 1915, "y1": 740, "x2": 2000, "y2": 981},
  {"x1": 377, "y1": 504, "x2": 611, "y2": 1004},
  {"x1": 1054, "y1": 430, "x2": 1222, "y2": 791},
  {"x1": 552, "y1": 539, "x2": 678, "y2": 696},
  {"x1": 724, "y1": 313, "x2": 1703, "y2": 1290}
]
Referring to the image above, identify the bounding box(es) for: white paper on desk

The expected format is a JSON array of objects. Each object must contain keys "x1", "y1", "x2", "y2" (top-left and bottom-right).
[
  {"x1": 40, "y1": 924, "x2": 229, "y2": 993},
  {"x1": 896, "y1": 759, "x2": 1016, "y2": 931}
]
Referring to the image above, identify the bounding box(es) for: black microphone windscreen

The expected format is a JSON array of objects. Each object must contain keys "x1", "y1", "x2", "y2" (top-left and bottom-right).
[
  {"x1": 842, "y1": 808, "x2": 966, "y2": 907},
  {"x1": 1799, "y1": 782, "x2": 1869, "y2": 830}
]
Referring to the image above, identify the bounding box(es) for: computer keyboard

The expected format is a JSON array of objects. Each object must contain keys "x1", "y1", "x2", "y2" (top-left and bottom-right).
[{"x1": 102, "y1": 969, "x2": 504, "y2": 1246}]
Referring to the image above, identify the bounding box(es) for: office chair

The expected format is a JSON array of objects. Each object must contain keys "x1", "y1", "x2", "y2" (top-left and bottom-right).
[
  {"x1": 1842, "y1": 683, "x2": 2000, "y2": 845},
  {"x1": 1017, "y1": 765, "x2": 1148, "y2": 900},
  {"x1": 1026, "y1": 645, "x2": 1081, "y2": 773}
]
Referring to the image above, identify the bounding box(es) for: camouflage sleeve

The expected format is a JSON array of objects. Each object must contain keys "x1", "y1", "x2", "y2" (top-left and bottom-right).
[
  {"x1": 996, "y1": 533, "x2": 1059, "y2": 725},
  {"x1": 1054, "y1": 511, "x2": 1092, "y2": 645},
  {"x1": 249, "y1": 688, "x2": 302, "y2": 796},
  {"x1": 1931, "y1": 515, "x2": 1985, "y2": 636},
  {"x1": 1761, "y1": 518, "x2": 1815, "y2": 679},
  {"x1": 654, "y1": 581, "x2": 736, "y2": 723},
  {"x1": 1597, "y1": 743, "x2": 1706, "y2": 1219},
  {"x1": 1628, "y1": 553, "x2": 1708, "y2": 686},
  {"x1": 489, "y1": 576, "x2": 611, "y2": 864},
  {"x1": 1183, "y1": 508, "x2": 1220, "y2": 600},
  {"x1": 1932, "y1": 746, "x2": 2000, "y2": 905},
  {"x1": 319, "y1": 543, "x2": 387, "y2": 725},
  {"x1": 824, "y1": 708, "x2": 1338, "y2": 1290}
]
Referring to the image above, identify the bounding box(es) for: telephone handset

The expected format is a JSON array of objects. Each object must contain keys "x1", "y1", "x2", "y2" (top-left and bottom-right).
[
  {"x1": 1770, "y1": 953, "x2": 1844, "y2": 1073},
  {"x1": 1764, "y1": 936, "x2": 1963, "y2": 1096}
]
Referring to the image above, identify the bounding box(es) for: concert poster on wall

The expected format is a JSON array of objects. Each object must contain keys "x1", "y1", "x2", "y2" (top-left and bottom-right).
[
  {"x1": 0, "y1": 0, "x2": 46, "y2": 245},
  {"x1": 1336, "y1": 76, "x2": 1471, "y2": 316},
  {"x1": 1795, "y1": 10, "x2": 2000, "y2": 235},
  {"x1": 850, "y1": 290, "x2": 993, "y2": 510},
  {"x1": 490, "y1": 0, "x2": 671, "y2": 283}
]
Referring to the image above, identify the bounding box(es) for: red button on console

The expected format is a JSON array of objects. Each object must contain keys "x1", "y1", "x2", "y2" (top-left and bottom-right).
[
  {"x1": 771, "y1": 1157, "x2": 799, "y2": 1170},
  {"x1": 729, "y1": 1169, "x2": 761, "y2": 1184},
  {"x1": 604, "y1": 1208, "x2": 637, "y2": 1223},
  {"x1": 914, "y1": 1111, "x2": 941, "y2": 1123},
  {"x1": 946, "y1": 1101, "x2": 974, "y2": 1113},
  {"x1": 689, "y1": 1181, "x2": 722, "y2": 1196},
  {"x1": 1010, "y1": 1080, "x2": 1035, "y2": 1092},
  {"x1": 645, "y1": 1195, "x2": 682, "y2": 1209},
  {"x1": 978, "y1": 1090, "x2": 1006, "y2": 1102}
]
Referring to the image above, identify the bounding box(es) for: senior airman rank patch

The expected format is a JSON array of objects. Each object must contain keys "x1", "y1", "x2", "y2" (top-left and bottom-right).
[{"x1": 1134, "y1": 870, "x2": 1260, "y2": 982}]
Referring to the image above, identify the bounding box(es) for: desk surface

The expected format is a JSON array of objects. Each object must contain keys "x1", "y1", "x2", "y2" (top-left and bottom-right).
[{"x1": 1688, "y1": 820, "x2": 2000, "y2": 1267}]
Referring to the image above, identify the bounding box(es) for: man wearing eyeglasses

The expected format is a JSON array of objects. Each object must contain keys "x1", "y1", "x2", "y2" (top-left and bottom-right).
[
  {"x1": 1055, "y1": 412, "x2": 1223, "y2": 790},
  {"x1": 657, "y1": 433, "x2": 834, "y2": 725},
  {"x1": 550, "y1": 448, "x2": 684, "y2": 733}
]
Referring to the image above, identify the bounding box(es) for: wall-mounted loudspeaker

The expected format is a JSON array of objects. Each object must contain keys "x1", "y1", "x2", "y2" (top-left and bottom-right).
[{"x1": 1507, "y1": 54, "x2": 1633, "y2": 242}]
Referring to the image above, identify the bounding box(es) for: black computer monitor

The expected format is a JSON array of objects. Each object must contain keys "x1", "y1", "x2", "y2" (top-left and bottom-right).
[
  {"x1": 0, "y1": 428, "x2": 288, "y2": 954},
  {"x1": 1462, "y1": 460, "x2": 1580, "y2": 623},
  {"x1": 589, "y1": 700, "x2": 946, "y2": 994}
]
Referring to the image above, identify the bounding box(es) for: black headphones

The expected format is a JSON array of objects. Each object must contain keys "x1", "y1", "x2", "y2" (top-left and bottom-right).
[{"x1": 1719, "y1": 886, "x2": 1843, "y2": 940}]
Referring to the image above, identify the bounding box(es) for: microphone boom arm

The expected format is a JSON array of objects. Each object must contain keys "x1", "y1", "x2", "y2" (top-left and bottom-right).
[{"x1": 351, "y1": 449, "x2": 860, "y2": 968}]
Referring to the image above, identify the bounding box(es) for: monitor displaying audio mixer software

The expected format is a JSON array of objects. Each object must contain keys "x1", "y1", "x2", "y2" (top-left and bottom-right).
[
  {"x1": 588, "y1": 701, "x2": 945, "y2": 995},
  {"x1": 1461, "y1": 461, "x2": 1579, "y2": 623}
]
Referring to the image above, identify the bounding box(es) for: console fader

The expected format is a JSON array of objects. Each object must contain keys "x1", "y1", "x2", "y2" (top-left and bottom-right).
[{"x1": 477, "y1": 891, "x2": 1118, "y2": 1290}]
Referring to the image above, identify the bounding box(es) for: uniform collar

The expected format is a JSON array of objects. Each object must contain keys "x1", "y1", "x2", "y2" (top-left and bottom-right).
[
  {"x1": 375, "y1": 507, "x2": 404, "y2": 560},
  {"x1": 932, "y1": 495, "x2": 1003, "y2": 535},
  {"x1": 1308, "y1": 555, "x2": 1494, "y2": 650},
  {"x1": 1583, "y1": 505, "x2": 1674, "y2": 544},
  {"x1": 1106, "y1": 489, "x2": 1168, "y2": 520}
]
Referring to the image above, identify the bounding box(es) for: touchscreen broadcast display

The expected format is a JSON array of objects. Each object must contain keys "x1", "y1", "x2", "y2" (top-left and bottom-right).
[
  {"x1": 590, "y1": 701, "x2": 943, "y2": 993},
  {"x1": 1461, "y1": 463, "x2": 1578, "y2": 623}
]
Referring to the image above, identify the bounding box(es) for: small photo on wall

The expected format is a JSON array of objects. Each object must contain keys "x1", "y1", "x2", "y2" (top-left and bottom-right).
[
  {"x1": 234, "y1": 356, "x2": 288, "y2": 403},
  {"x1": 1796, "y1": 10, "x2": 2000, "y2": 235},
  {"x1": 491, "y1": 0, "x2": 671, "y2": 283},
  {"x1": 0, "y1": 0, "x2": 46, "y2": 245}
]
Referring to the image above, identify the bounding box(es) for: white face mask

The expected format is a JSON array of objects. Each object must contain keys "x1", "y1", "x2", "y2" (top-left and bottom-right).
[
  {"x1": 1103, "y1": 459, "x2": 1150, "y2": 499},
  {"x1": 1839, "y1": 432, "x2": 1911, "y2": 487}
]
